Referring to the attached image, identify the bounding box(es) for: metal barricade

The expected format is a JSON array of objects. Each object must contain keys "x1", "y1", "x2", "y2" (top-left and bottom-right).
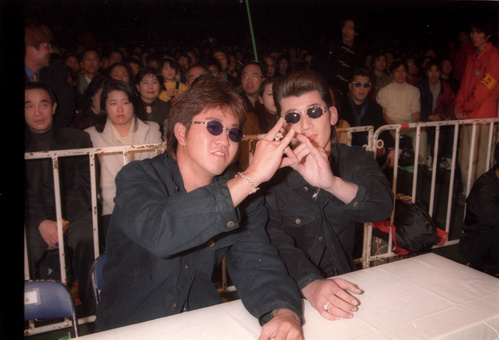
[
  {"x1": 24, "y1": 142, "x2": 166, "y2": 336},
  {"x1": 24, "y1": 118, "x2": 499, "y2": 335}
]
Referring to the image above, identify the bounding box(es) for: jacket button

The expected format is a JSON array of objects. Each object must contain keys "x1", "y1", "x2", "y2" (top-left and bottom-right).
[
  {"x1": 303, "y1": 186, "x2": 309, "y2": 192},
  {"x1": 208, "y1": 240, "x2": 215, "y2": 247},
  {"x1": 318, "y1": 236, "x2": 324, "y2": 242},
  {"x1": 183, "y1": 264, "x2": 188, "y2": 270},
  {"x1": 171, "y1": 302, "x2": 176, "y2": 308},
  {"x1": 227, "y1": 221, "x2": 235, "y2": 228},
  {"x1": 353, "y1": 201, "x2": 359, "y2": 207},
  {"x1": 295, "y1": 218, "x2": 301, "y2": 224}
]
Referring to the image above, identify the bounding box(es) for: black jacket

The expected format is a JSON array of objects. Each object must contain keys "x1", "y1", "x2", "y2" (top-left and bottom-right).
[
  {"x1": 264, "y1": 143, "x2": 393, "y2": 290},
  {"x1": 340, "y1": 93, "x2": 395, "y2": 150},
  {"x1": 25, "y1": 126, "x2": 93, "y2": 231},
  {"x1": 96, "y1": 154, "x2": 303, "y2": 330}
]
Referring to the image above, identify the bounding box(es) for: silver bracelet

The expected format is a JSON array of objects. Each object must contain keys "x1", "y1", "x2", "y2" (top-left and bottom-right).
[{"x1": 235, "y1": 172, "x2": 259, "y2": 194}]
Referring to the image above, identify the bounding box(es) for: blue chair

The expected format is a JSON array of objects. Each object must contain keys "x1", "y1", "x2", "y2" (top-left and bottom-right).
[
  {"x1": 24, "y1": 279, "x2": 79, "y2": 337},
  {"x1": 91, "y1": 253, "x2": 107, "y2": 305}
]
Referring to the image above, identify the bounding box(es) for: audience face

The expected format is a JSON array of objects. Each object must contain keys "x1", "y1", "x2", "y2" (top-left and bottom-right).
[
  {"x1": 128, "y1": 61, "x2": 141, "y2": 78},
  {"x1": 391, "y1": 64, "x2": 408, "y2": 84},
  {"x1": 213, "y1": 51, "x2": 228, "y2": 72},
  {"x1": 136, "y1": 73, "x2": 161, "y2": 103},
  {"x1": 349, "y1": 75, "x2": 371, "y2": 104},
  {"x1": 373, "y1": 55, "x2": 387, "y2": 72},
  {"x1": 241, "y1": 64, "x2": 264, "y2": 97},
  {"x1": 470, "y1": 28, "x2": 490, "y2": 51},
  {"x1": 109, "y1": 51, "x2": 123, "y2": 65},
  {"x1": 177, "y1": 55, "x2": 190, "y2": 73},
  {"x1": 187, "y1": 66, "x2": 208, "y2": 87},
  {"x1": 440, "y1": 60, "x2": 453, "y2": 76},
  {"x1": 258, "y1": 82, "x2": 277, "y2": 114},
  {"x1": 81, "y1": 50, "x2": 100, "y2": 76},
  {"x1": 110, "y1": 65, "x2": 131, "y2": 83},
  {"x1": 264, "y1": 57, "x2": 276, "y2": 77},
  {"x1": 208, "y1": 64, "x2": 220, "y2": 78},
  {"x1": 26, "y1": 42, "x2": 52, "y2": 70},
  {"x1": 105, "y1": 90, "x2": 135, "y2": 128},
  {"x1": 278, "y1": 58, "x2": 289, "y2": 74},
  {"x1": 280, "y1": 90, "x2": 336, "y2": 152},
  {"x1": 65, "y1": 55, "x2": 80, "y2": 73},
  {"x1": 25, "y1": 88, "x2": 56, "y2": 133},
  {"x1": 406, "y1": 58, "x2": 418, "y2": 76},
  {"x1": 426, "y1": 65, "x2": 440, "y2": 84},
  {"x1": 341, "y1": 20, "x2": 357, "y2": 46},
  {"x1": 161, "y1": 62, "x2": 177, "y2": 82}
]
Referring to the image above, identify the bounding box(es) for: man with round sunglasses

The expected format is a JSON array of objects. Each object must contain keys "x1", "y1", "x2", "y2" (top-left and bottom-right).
[
  {"x1": 96, "y1": 77, "x2": 305, "y2": 339},
  {"x1": 264, "y1": 70, "x2": 393, "y2": 322}
]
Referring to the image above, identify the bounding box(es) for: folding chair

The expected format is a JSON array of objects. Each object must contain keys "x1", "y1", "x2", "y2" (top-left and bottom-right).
[
  {"x1": 91, "y1": 253, "x2": 107, "y2": 305},
  {"x1": 25, "y1": 279, "x2": 79, "y2": 337}
]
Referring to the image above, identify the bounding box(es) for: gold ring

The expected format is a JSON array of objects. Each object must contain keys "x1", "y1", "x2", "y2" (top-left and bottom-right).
[{"x1": 323, "y1": 302, "x2": 330, "y2": 311}]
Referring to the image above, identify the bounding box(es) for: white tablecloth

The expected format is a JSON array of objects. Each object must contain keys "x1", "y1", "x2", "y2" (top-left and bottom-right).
[{"x1": 79, "y1": 253, "x2": 499, "y2": 339}]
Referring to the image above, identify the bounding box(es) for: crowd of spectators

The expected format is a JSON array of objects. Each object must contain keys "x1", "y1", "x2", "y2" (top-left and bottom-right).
[{"x1": 24, "y1": 12, "x2": 499, "y2": 318}]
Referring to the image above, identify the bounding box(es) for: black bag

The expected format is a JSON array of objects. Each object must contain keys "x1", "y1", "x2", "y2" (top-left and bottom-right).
[{"x1": 393, "y1": 196, "x2": 440, "y2": 253}]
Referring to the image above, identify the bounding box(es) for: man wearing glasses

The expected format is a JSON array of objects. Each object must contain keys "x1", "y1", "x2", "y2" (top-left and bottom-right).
[
  {"x1": 264, "y1": 70, "x2": 393, "y2": 321},
  {"x1": 96, "y1": 77, "x2": 304, "y2": 339},
  {"x1": 240, "y1": 61, "x2": 266, "y2": 111},
  {"x1": 340, "y1": 68, "x2": 396, "y2": 168}
]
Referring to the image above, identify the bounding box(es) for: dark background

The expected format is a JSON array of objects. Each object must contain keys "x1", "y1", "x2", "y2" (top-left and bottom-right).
[{"x1": 21, "y1": 0, "x2": 499, "y2": 56}]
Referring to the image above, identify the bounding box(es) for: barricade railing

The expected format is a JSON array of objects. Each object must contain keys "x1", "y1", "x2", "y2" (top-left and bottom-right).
[
  {"x1": 24, "y1": 118, "x2": 499, "y2": 335},
  {"x1": 24, "y1": 142, "x2": 166, "y2": 336},
  {"x1": 363, "y1": 118, "x2": 499, "y2": 268}
]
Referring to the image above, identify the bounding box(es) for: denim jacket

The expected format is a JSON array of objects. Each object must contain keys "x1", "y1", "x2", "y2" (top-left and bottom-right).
[
  {"x1": 96, "y1": 153, "x2": 302, "y2": 330},
  {"x1": 264, "y1": 143, "x2": 393, "y2": 291}
]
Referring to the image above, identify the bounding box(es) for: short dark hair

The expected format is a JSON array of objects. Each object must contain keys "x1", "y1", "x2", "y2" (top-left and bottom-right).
[
  {"x1": 165, "y1": 77, "x2": 247, "y2": 161},
  {"x1": 79, "y1": 48, "x2": 101, "y2": 62},
  {"x1": 423, "y1": 59, "x2": 440, "y2": 73},
  {"x1": 389, "y1": 60, "x2": 407, "y2": 74},
  {"x1": 107, "y1": 62, "x2": 134, "y2": 83},
  {"x1": 95, "y1": 80, "x2": 144, "y2": 133},
  {"x1": 351, "y1": 67, "x2": 371, "y2": 81},
  {"x1": 273, "y1": 70, "x2": 337, "y2": 145},
  {"x1": 240, "y1": 61, "x2": 266, "y2": 79},
  {"x1": 134, "y1": 66, "x2": 163, "y2": 90},
  {"x1": 158, "y1": 57, "x2": 180, "y2": 75},
  {"x1": 470, "y1": 17, "x2": 496, "y2": 39},
  {"x1": 25, "y1": 82, "x2": 57, "y2": 104}
]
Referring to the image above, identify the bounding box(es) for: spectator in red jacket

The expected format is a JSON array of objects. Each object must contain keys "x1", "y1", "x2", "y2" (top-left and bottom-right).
[{"x1": 455, "y1": 18, "x2": 499, "y2": 194}]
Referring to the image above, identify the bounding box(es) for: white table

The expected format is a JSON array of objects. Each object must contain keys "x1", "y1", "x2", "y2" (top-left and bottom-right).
[{"x1": 79, "y1": 254, "x2": 499, "y2": 339}]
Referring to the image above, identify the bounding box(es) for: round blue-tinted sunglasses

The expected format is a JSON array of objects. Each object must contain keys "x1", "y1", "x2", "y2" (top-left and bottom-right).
[
  {"x1": 193, "y1": 120, "x2": 244, "y2": 143},
  {"x1": 351, "y1": 81, "x2": 371, "y2": 89}
]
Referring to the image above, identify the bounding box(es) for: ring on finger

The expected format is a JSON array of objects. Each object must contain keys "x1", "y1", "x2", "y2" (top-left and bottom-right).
[
  {"x1": 323, "y1": 302, "x2": 330, "y2": 311},
  {"x1": 283, "y1": 147, "x2": 288, "y2": 153}
]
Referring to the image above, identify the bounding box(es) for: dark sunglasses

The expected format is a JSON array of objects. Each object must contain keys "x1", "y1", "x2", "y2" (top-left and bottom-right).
[
  {"x1": 284, "y1": 106, "x2": 328, "y2": 125},
  {"x1": 192, "y1": 120, "x2": 244, "y2": 143},
  {"x1": 351, "y1": 81, "x2": 371, "y2": 89}
]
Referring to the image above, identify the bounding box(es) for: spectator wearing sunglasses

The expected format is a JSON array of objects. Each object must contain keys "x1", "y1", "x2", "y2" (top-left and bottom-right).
[
  {"x1": 96, "y1": 77, "x2": 304, "y2": 338},
  {"x1": 340, "y1": 68, "x2": 395, "y2": 168},
  {"x1": 264, "y1": 70, "x2": 393, "y2": 321}
]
